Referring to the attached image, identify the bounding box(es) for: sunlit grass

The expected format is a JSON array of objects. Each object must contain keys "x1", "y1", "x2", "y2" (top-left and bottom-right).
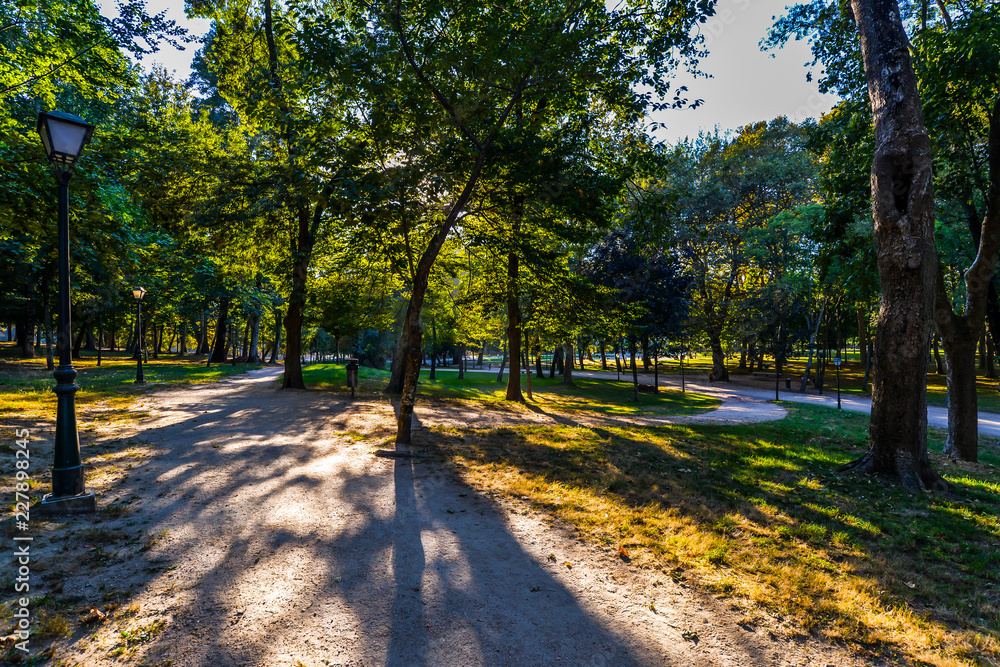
[
  {"x1": 300, "y1": 363, "x2": 720, "y2": 417},
  {"x1": 424, "y1": 403, "x2": 1000, "y2": 666},
  {"x1": 0, "y1": 343, "x2": 263, "y2": 422}
]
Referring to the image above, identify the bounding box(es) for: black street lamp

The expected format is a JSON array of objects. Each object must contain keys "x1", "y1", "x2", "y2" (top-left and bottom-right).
[
  {"x1": 36, "y1": 110, "x2": 96, "y2": 515},
  {"x1": 132, "y1": 287, "x2": 147, "y2": 384},
  {"x1": 834, "y1": 356, "x2": 843, "y2": 410}
]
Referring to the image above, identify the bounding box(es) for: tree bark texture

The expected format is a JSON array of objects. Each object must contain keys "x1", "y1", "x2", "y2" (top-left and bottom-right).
[
  {"x1": 562, "y1": 342, "x2": 575, "y2": 386},
  {"x1": 496, "y1": 343, "x2": 507, "y2": 382},
  {"x1": 942, "y1": 339, "x2": 979, "y2": 460},
  {"x1": 986, "y1": 328, "x2": 996, "y2": 379},
  {"x1": 178, "y1": 320, "x2": 187, "y2": 356},
  {"x1": 858, "y1": 309, "x2": 868, "y2": 369},
  {"x1": 630, "y1": 337, "x2": 639, "y2": 401},
  {"x1": 506, "y1": 247, "x2": 523, "y2": 401},
  {"x1": 211, "y1": 298, "x2": 231, "y2": 364},
  {"x1": 709, "y1": 333, "x2": 728, "y2": 381},
  {"x1": 844, "y1": 0, "x2": 946, "y2": 490}
]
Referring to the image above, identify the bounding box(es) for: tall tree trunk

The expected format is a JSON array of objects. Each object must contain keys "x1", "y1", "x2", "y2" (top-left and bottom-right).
[
  {"x1": 841, "y1": 0, "x2": 947, "y2": 490},
  {"x1": 496, "y1": 342, "x2": 507, "y2": 382},
  {"x1": 709, "y1": 331, "x2": 728, "y2": 381},
  {"x1": 535, "y1": 342, "x2": 544, "y2": 378},
  {"x1": 800, "y1": 300, "x2": 826, "y2": 392},
  {"x1": 858, "y1": 308, "x2": 868, "y2": 369},
  {"x1": 653, "y1": 343, "x2": 659, "y2": 393},
  {"x1": 562, "y1": 342, "x2": 574, "y2": 386},
  {"x1": 942, "y1": 338, "x2": 979, "y2": 461},
  {"x1": 549, "y1": 346, "x2": 561, "y2": 378},
  {"x1": 125, "y1": 315, "x2": 135, "y2": 355},
  {"x1": 84, "y1": 319, "x2": 96, "y2": 351},
  {"x1": 600, "y1": 339, "x2": 608, "y2": 370},
  {"x1": 523, "y1": 331, "x2": 533, "y2": 401},
  {"x1": 18, "y1": 289, "x2": 35, "y2": 357},
  {"x1": 934, "y1": 98, "x2": 1000, "y2": 462},
  {"x1": 268, "y1": 307, "x2": 281, "y2": 363},
  {"x1": 240, "y1": 319, "x2": 250, "y2": 359},
  {"x1": 282, "y1": 204, "x2": 319, "y2": 389},
  {"x1": 458, "y1": 342, "x2": 466, "y2": 379},
  {"x1": 393, "y1": 202, "x2": 486, "y2": 445},
  {"x1": 987, "y1": 325, "x2": 997, "y2": 379},
  {"x1": 629, "y1": 336, "x2": 639, "y2": 401},
  {"x1": 211, "y1": 299, "x2": 231, "y2": 363},
  {"x1": 178, "y1": 320, "x2": 188, "y2": 356},
  {"x1": 201, "y1": 311, "x2": 211, "y2": 354},
  {"x1": 979, "y1": 333, "x2": 987, "y2": 369},
  {"x1": 71, "y1": 318, "x2": 87, "y2": 359},
  {"x1": 477, "y1": 340, "x2": 485, "y2": 367},
  {"x1": 932, "y1": 334, "x2": 945, "y2": 374},
  {"x1": 43, "y1": 286, "x2": 54, "y2": 371},
  {"x1": 429, "y1": 317, "x2": 437, "y2": 380},
  {"x1": 506, "y1": 250, "x2": 523, "y2": 401},
  {"x1": 641, "y1": 335, "x2": 650, "y2": 371}
]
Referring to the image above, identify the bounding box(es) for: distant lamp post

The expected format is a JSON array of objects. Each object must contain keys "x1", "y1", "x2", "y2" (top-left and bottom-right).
[
  {"x1": 36, "y1": 110, "x2": 96, "y2": 515},
  {"x1": 679, "y1": 348, "x2": 685, "y2": 395},
  {"x1": 132, "y1": 287, "x2": 147, "y2": 384},
  {"x1": 834, "y1": 356, "x2": 843, "y2": 410},
  {"x1": 346, "y1": 359, "x2": 359, "y2": 399}
]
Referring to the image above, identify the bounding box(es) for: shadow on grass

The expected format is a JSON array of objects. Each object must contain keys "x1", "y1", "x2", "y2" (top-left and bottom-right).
[{"x1": 419, "y1": 403, "x2": 1000, "y2": 666}]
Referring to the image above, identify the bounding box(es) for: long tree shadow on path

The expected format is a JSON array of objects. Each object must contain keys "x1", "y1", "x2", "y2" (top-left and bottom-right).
[{"x1": 64, "y1": 369, "x2": 687, "y2": 666}]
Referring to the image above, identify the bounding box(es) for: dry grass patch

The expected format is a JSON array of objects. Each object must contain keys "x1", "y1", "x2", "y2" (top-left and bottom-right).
[{"x1": 423, "y1": 404, "x2": 1000, "y2": 667}]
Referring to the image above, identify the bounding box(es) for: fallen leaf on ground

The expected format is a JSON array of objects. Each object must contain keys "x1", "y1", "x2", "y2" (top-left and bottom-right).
[{"x1": 80, "y1": 608, "x2": 107, "y2": 624}]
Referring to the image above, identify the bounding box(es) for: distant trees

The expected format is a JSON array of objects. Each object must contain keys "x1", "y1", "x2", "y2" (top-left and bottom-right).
[{"x1": 627, "y1": 119, "x2": 816, "y2": 381}]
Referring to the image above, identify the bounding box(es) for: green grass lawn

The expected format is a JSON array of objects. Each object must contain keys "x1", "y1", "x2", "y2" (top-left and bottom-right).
[
  {"x1": 424, "y1": 402, "x2": 1000, "y2": 667},
  {"x1": 0, "y1": 343, "x2": 262, "y2": 422},
  {"x1": 300, "y1": 364, "x2": 721, "y2": 417}
]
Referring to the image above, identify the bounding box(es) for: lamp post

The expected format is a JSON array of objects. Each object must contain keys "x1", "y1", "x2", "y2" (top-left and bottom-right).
[
  {"x1": 132, "y1": 287, "x2": 146, "y2": 384},
  {"x1": 834, "y1": 356, "x2": 842, "y2": 410},
  {"x1": 36, "y1": 110, "x2": 96, "y2": 515}
]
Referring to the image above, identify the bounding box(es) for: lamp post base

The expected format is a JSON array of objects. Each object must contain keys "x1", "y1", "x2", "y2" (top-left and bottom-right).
[{"x1": 36, "y1": 490, "x2": 96, "y2": 515}]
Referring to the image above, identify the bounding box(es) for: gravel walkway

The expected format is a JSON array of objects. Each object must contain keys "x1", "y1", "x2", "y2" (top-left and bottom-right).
[{"x1": 57, "y1": 367, "x2": 871, "y2": 666}]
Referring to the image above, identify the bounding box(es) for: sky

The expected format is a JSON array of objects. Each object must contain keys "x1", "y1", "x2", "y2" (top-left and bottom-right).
[{"x1": 120, "y1": 0, "x2": 839, "y2": 144}]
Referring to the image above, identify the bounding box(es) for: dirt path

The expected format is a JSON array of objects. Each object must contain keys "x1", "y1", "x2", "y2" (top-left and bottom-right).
[{"x1": 55, "y1": 367, "x2": 869, "y2": 666}]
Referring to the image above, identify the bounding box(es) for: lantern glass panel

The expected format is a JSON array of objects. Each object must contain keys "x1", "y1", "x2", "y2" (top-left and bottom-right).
[{"x1": 47, "y1": 120, "x2": 89, "y2": 163}]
